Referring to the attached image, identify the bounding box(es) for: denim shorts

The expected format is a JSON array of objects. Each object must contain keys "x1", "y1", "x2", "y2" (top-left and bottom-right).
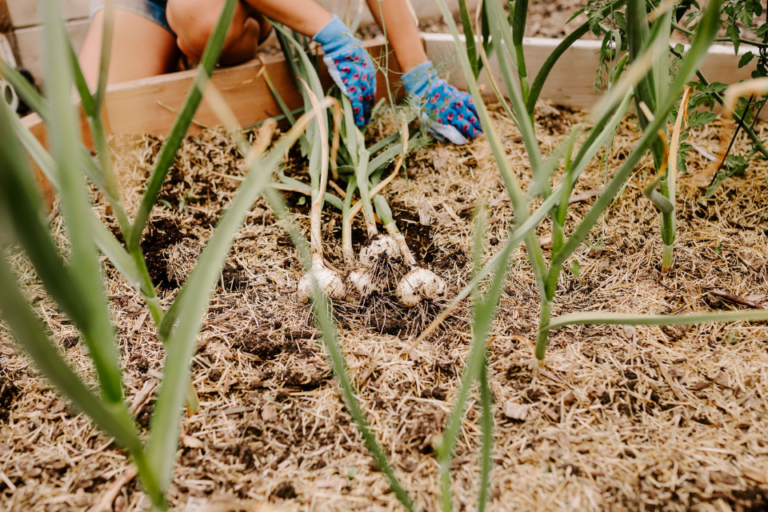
[{"x1": 90, "y1": 0, "x2": 172, "y2": 34}]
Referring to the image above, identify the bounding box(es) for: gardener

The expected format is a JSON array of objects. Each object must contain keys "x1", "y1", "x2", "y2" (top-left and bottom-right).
[{"x1": 81, "y1": 0, "x2": 482, "y2": 143}]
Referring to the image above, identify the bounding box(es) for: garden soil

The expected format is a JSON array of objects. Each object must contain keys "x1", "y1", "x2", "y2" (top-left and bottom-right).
[{"x1": 1, "y1": 101, "x2": 768, "y2": 512}]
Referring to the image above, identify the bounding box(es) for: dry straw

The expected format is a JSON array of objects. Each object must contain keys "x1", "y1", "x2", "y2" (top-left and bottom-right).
[{"x1": 2, "y1": 0, "x2": 768, "y2": 511}]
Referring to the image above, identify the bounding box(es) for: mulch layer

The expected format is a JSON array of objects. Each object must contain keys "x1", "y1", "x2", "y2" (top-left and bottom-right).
[{"x1": 1, "y1": 99, "x2": 768, "y2": 512}]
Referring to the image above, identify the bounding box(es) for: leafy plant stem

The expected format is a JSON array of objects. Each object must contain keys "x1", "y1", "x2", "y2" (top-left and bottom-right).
[
  {"x1": 8, "y1": 45, "x2": 131, "y2": 233},
  {"x1": 671, "y1": 21, "x2": 768, "y2": 49},
  {"x1": 416, "y1": 85, "x2": 632, "y2": 348},
  {"x1": 341, "y1": 176, "x2": 358, "y2": 267},
  {"x1": 484, "y1": 0, "x2": 549, "y2": 198},
  {"x1": 545, "y1": 309, "x2": 768, "y2": 332},
  {"x1": 355, "y1": 148, "x2": 377, "y2": 237},
  {"x1": 552, "y1": 131, "x2": 578, "y2": 255},
  {"x1": 438, "y1": 251, "x2": 511, "y2": 511},
  {"x1": 535, "y1": 299, "x2": 553, "y2": 360},
  {"x1": 477, "y1": 362, "x2": 493, "y2": 512},
  {"x1": 511, "y1": 0, "x2": 531, "y2": 106},
  {"x1": 670, "y1": 46, "x2": 768, "y2": 159},
  {"x1": 526, "y1": 0, "x2": 627, "y2": 113},
  {"x1": 552, "y1": 0, "x2": 722, "y2": 272},
  {"x1": 129, "y1": 246, "x2": 165, "y2": 327},
  {"x1": 437, "y1": 200, "x2": 512, "y2": 512},
  {"x1": 458, "y1": 0, "x2": 479, "y2": 76},
  {"x1": 0, "y1": 247, "x2": 165, "y2": 508},
  {"x1": 42, "y1": 0, "x2": 124, "y2": 404},
  {"x1": 313, "y1": 292, "x2": 414, "y2": 511},
  {"x1": 94, "y1": 0, "x2": 115, "y2": 112},
  {"x1": 252, "y1": 110, "x2": 413, "y2": 510},
  {"x1": 453, "y1": 0, "x2": 549, "y2": 296},
  {"x1": 127, "y1": 0, "x2": 238, "y2": 251}
]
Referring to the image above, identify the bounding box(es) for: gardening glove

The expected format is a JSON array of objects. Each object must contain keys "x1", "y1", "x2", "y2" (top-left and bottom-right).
[
  {"x1": 402, "y1": 61, "x2": 482, "y2": 144},
  {"x1": 313, "y1": 15, "x2": 376, "y2": 127}
]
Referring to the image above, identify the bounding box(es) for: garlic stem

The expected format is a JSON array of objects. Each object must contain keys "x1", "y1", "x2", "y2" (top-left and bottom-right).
[
  {"x1": 354, "y1": 147, "x2": 378, "y2": 238},
  {"x1": 385, "y1": 223, "x2": 417, "y2": 267},
  {"x1": 342, "y1": 161, "x2": 402, "y2": 268}
]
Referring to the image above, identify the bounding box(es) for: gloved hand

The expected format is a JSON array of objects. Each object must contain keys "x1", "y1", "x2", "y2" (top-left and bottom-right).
[
  {"x1": 402, "y1": 62, "x2": 482, "y2": 144},
  {"x1": 313, "y1": 15, "x2": 376, "y2": 127}
]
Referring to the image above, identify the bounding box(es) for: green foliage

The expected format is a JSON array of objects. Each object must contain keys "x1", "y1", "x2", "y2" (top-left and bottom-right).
[
  {"x1": 671, "y1": 0, "x2": 768, "y2": 194},
  {"x1": 4, "y1": 1, "x2": 768, "y2": 511},
  {"x1": 568, "y1": 0, "x2": 629, "y2": 92},
  {"x1": 568, "y1": 260, "x2": 581, "y2": 282},
  {"x1": 706, "y1": 153, "x2": 749, "y2": 196},
  {"x1": 0, "y1": 0, "x2": 331, "y2": 508},
  {"x1": 436, "y1": 0, "x2": 767, "y2": 419},
  {"x1": 428, "y1": 0, "x2": 756, "y2": 506},
  {"x1": 457, "y1": 0, "x2": 493, "y2": 79}
]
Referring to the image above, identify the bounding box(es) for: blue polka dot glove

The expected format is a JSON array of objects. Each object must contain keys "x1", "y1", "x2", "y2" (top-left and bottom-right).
[
  {"x1": 313, "y1": 15, "x2": 376, "y2": 127},
  {"x1": 402, "y1": 62, "x2": 482, "y2": 144}
]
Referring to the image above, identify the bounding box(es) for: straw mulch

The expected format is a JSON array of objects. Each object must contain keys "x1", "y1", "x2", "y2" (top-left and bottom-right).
[{"x1": 1, "y1": 102, "x2": 768, "y2": 512}]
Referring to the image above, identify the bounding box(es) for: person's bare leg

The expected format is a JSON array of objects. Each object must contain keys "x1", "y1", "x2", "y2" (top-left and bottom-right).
[
  {"x1": 167, "y1": 0, "x2": 265, "y2": 64},
  {"x1": 243, "y1": 0, "x2": 332, "y2": 36},
  {"x1": 167, "y1": 0, "x2": 329, "y2": 65},
  {"x1": 79, "y1": 9, "x2": 179, "y2": 87},
  {"x1": 366, "y1": 0, "x2": 428, "y2": 72}
]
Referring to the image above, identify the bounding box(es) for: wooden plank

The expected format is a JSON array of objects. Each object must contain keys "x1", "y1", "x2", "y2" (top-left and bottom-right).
[
  {"x1": 14, "y1": 18, "x2": 90, "y2": 84},
  {"x1": 21, "y1": 35, "x2": 759, "y2": 143},
  {"x1": 19, "y1": 38, "x2": 404, "y2": 206},
  {"x1": 104, "y1": 37, "x2": 404, "y2": 136},
  {"x1": 425, "y1": 34, "x2": 755, "y2": 114},
  {"x1": 6, "y1": 0, "x2": 89, "y2": 28},
  {"x1": 21, "y1": 38, "x2": 403, "y2": 147},
  {"x1": 17, "y1": 33, "x2": 762, "y2": 211},
  {"x1": 22, "y1": 105, "x2": 93, "y2": 208},
  {"x1": 20, "y1": 34, "x2": 758, "y2": 183}
]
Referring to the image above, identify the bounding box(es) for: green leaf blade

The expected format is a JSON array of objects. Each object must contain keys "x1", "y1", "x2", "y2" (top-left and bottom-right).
[
  {"x1": 128, "y1": 0, "x2": 239, "y2": 250},
  {"x1": 41, "y1": 0, "x2": 123, "y2": 403}
]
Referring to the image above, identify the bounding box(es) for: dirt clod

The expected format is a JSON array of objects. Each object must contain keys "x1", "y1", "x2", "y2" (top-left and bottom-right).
[{"x1": 271, "y1": 482, "x2": 297, "y2": 501}]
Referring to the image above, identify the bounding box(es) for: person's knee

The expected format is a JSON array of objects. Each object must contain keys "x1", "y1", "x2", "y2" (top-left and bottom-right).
[{"x1": 167, "y1": 0, "x2": 247, "y2": 60}]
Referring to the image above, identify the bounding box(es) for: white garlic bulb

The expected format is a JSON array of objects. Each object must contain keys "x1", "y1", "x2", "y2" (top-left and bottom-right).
[
  {"x1": 348, "y1": 267, "x2": 378, "y2": 296},
  {"x1": 297, "y1": 260, "x2": 346, "y2": 303},
  {"x1": 396, "y1": 267, "x2": 447, "y2": 308},
  {"x1": 359, "y1": 235, "x2": 401, "y2": 266}
]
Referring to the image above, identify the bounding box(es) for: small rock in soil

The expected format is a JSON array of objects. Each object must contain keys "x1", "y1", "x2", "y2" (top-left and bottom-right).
[
  {"x1": 261, "y1": 403, "x2": 278, "y2": 422},
  {"x1": 503, "y1": 401, "x2": 530, "y2": 421},
  {"x1": 622, "y1": 325, "x2": 637, "y2": 339}
]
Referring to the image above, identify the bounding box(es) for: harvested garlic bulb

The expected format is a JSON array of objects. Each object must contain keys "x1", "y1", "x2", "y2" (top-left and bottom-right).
[
  {"x1": 359, "y1": 234, "x2": 401, "y2": 266},
  {"x1": 396, "y1": 267, "x2": 447, "y2": 308},
  {"x1": 348, "y1": 267, "x2": 378, "y2": 295},
  {"x1": 297, "y1": 260, "x2": 346, "y2": 303}
]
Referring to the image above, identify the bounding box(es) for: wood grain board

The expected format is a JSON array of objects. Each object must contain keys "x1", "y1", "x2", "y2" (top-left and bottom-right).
[
  {"x1": 6, "y1": 0, "x2": 89, "y2": 28},
  {"x1": 104, "y1": 37, "x2": 404, "y2": 136},
  {"x1": 19, "y1": 34, "x2": 756, "y2": 204},
  {"x1": 14, "y1": 19, "x2": 90, "y2": 83},
  {"x1": 425, "y1": 34, "x2": 755, "y2": 115}
]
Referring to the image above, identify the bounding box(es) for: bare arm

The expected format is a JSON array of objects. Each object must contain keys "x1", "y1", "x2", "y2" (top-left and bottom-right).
[
  {"x1": 365, "y1": 0, "x2": 428, "y2": 73},
  {"x1": 245, "y1": 0, "x2": 333, "y2": 36}
]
